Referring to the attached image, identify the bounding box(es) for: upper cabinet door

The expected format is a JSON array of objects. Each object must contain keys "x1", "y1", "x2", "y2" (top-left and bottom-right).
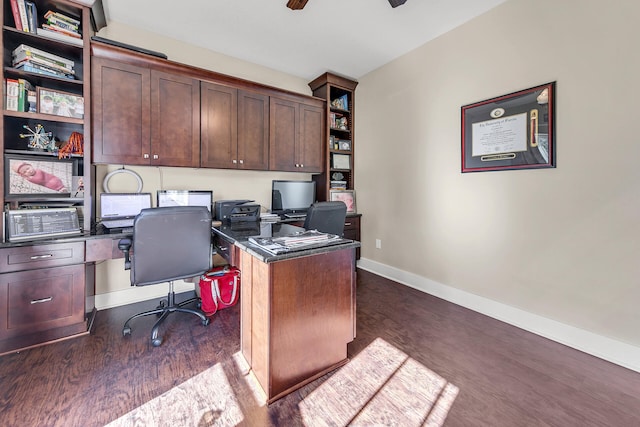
[
  {"x1": 92, "y1": 58, "x2": 151, "y2": 165},
  {"x1": 269, "y1": 97, "x2": 298, "y2": 172},
  {"x1": 269, "y1": 97, "x2": 323, "y2": 172},
  {"x1": 237, "y1": 90, "x2": 269, "y2": 170},
  {"x1": 298, "y1": 103, "x2": 324, "y2": 173},
  {"x1": 200, "y1": 82, "x2": 238, "y2": 169},
  {"x1": 150, "y1": 70, "x2": 200, "y2": 167}
]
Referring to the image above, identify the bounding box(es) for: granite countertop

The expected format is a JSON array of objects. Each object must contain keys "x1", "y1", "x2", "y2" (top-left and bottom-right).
[{"x1": 212, "y1": 221, "x2": 360, "y2": 263}]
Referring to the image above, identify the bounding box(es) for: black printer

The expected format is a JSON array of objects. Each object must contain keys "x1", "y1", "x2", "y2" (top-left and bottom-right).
[{"x1": 214, "y1": 200, "x2": 261, "y2": 222}]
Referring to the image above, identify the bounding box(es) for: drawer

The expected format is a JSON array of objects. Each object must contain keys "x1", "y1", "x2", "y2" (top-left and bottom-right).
[
  {"x1": 0, "y1": 264, "x2": 86, "y2": 340},
  {"x1": 215, "y1": 237, "x2": 239, "y2": 266},
  {"x1": 0, "y1": 242, "x2": 85, "y2": 273}
]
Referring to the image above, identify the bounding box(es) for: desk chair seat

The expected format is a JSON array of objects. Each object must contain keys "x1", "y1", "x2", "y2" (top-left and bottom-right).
[
  {"x1": 303, "y1": 201, "x2": 347, "y2": 236},
  {"x1": 118, "y1": 206, "x2": 213, "y2": 347}
]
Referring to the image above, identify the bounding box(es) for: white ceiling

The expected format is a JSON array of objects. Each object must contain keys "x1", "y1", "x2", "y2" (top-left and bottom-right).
[{"x1": 102, "y1": 0, "x2": 507, "y2": 81}]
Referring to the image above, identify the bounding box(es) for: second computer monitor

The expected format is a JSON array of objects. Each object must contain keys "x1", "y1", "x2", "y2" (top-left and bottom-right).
[
  {"x1": 157, "y1": 190, "x2": 213, "y2": 212},
  {"x1": 271, "y1": 180, "x2": 315, "y2": 214}
]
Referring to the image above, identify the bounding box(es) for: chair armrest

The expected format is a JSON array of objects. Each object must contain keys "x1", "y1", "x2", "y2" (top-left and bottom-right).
[{"x1": 118, "y1": 238, "x2": 132, "y2": 270}]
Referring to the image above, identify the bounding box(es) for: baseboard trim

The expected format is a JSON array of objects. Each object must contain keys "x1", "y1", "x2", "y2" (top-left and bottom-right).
[
  {"x1": 95, "y1": 282, "x2": 196, "y2": 311},
  {"x1": 357, "y1": 258, "x2": 640, "y2": 373}
]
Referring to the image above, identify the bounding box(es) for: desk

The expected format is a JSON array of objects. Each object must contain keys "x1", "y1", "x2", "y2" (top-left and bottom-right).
[{"x1": 213, "y1": 222, "x2": 359, "y2": 403}]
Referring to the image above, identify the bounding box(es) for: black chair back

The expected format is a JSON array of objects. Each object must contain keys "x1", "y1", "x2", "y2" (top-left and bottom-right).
[
  {"x1": 130, "y1": 206, "x2": 212, "y2": 286},
  {"x1": 303, "y1": 201, "x2": 347, "y2": 236}
]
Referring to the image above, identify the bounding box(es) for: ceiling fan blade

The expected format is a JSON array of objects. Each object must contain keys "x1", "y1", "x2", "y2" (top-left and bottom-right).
[
  {"x1": 287, "y1": 0, "x2": 309, "y2": 10},
  {"x1": 388, "y1": 0, "x2": 407, "y2": 7}
]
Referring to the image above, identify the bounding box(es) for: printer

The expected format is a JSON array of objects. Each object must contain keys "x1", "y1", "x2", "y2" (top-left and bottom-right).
[{"x1": 215, "y1": 200, "x2": 261, "y2": 222}]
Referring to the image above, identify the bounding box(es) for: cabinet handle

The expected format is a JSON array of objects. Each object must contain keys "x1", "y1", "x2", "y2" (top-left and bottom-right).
[
  {"x1": 30, "y1": 254, "x2": 54, "y2": 260},
  {"x1": 218, "y1": 246, "x2": 228, "y2": 252},
  {"x1": 232, "y1": 159, "x2": 237, "y2": 164},
  {"x1": 239, "y1": 159, "x2": 244, "y2": 164},
  {"x1": 31, "y1": 297, "x2": 53, "y2": 304},
  {"x1": 300, "y1": 164, "x2": 304, "y2": 168},
  {"x1": 344, "y1": 222, "x2": 351, "y2": 226},
  {"x1": 143, "y1": 153, "x2": 150, "y2": 159},
  {"x1": 153, "y1": 154, "x2": 159, "y2": 160}
]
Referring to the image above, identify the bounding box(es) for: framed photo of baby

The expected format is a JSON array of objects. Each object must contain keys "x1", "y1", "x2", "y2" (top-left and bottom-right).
[
  {"x1": 37, "y1": 87, "x2": 84, "y2": 119},
  {"x1": 5, "y1": 154, "x2": 73, "y2": 198},
  {"x1": 330, "y1": 189, "x2": 356, "y2": 213}
]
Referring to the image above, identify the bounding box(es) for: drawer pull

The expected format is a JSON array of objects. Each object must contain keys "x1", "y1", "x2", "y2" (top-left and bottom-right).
[
  {"x1": 31, "y1": 297, "x2": 53, "y2": 304},
  {"x1": 218, "y1": 246, "x2": 228, "y2": 252},
  {"x1": 30, "y1": 254, "x2": 54, "y2": 260},
  {"x1": 344, "y1": 222, "x2": 351, "y2": 226}
]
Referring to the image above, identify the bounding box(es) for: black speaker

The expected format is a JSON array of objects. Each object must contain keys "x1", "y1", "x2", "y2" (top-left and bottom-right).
[{"x1": 388, "y1": 0, "x2": 407, "y2": 7}]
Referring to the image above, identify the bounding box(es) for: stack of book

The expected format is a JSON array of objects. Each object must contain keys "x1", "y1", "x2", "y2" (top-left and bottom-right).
[
  {"x1": 12, "y1": 44, "x2": 75, "y2": 80},
  {"x1": 37, "y1": 10, "x2": 83, "y2": 47},
  {"x1": 4, "y1": 77, "x2": 35, "y2": 112}
]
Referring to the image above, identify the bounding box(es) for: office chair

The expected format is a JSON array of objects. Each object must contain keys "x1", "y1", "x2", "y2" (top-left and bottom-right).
[
  {"x1": 303, "y1": 201, "x2": 347, "y2": 236},
  {"x1": 118, "y1": 206, "x2": 213, "y2": 347}
]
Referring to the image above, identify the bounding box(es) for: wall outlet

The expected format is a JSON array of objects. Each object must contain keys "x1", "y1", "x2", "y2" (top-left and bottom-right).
[{"x1": 375, "y1": 239, "x2": 382, "y2": 249}]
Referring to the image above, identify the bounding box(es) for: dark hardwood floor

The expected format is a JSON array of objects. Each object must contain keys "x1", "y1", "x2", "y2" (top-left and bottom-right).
[{"x1": 1, "y1": 269, "x2": 639, "y2": 426}]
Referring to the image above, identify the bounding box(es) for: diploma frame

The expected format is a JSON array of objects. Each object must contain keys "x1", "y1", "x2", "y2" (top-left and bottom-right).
[{"x1": 461, "y1": 82, "x2": 555, "y2": 173}]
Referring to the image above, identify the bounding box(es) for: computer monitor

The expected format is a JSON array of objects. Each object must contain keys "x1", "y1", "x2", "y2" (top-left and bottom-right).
[
  {"x1": 271, "y1": 180, "x2": 316, "y2": 214},
  {"x1": 157, "y1": 190, "x2": 213, "y2": 212}
]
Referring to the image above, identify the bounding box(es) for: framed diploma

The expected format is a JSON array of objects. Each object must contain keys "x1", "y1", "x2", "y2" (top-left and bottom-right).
[{"x1": 461, "y1": 82, "x2": 555, "y2": 173}]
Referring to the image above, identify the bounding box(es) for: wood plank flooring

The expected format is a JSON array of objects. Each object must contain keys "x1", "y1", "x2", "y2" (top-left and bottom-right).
[{"x1": 1, "y1": 269, "x2": 639, "y2": 426}]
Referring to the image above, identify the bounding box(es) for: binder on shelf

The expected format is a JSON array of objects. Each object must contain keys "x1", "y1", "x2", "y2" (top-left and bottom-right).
[
  {"x1": 5, "y1": 78, "x2": 20, "y2": 111},
  {"x1": 25, "y1": 0, "x2": 37, "y2": 34}
]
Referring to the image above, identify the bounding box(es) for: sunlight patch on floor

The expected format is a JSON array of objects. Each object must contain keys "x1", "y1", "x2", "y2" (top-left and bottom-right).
[
  {"x1": 298, "y1": 337, "x2": 459, "y2": 426},
  {"x1": 105, "y1": 363, "x2": 245, "y2": 426}
]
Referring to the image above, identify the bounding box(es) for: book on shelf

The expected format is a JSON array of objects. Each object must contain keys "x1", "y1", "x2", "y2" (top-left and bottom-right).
[
  {"x1": 10, "y1": 0, "x2": 23, "y2": 31},
  {"x1": 25, "y1": 1, "x2": 37, "y2": 34},
  {"x1": 16, "y1": 0, "x2": 29, "y2": 33},
  {"x1": 44, "y1": 10, "x2": 81, "y2": 27},
  {"x1": 13, "y1": 55, "x2": 75, "y2": 76},
  {"x1": 331, "y1": 94, "x2": 349, "y2": 110},
  {"x1": 330, "y1": 180, "x2": 347, "y2": 189},
  {"x1": 27, "y1": 90, "x2": 37, "y2": 112},
  {"x1": 17, "y1": 78, "x2": 34, "y2": 112},
  {"x1": 14, "y1": 61, "x2": 75, "y2": 80},
  {"x1": 36, "y1": 28, "x2": 83, "y2": 47},
  {"x1": 5, "y1": 78, "x2": 20, "y2": 111},
  {"x1": 41, "y1": 23, "x2": 81, "y2": 38}
]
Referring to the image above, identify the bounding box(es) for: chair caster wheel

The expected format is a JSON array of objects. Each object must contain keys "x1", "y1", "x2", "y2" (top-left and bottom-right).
[
  {"x1": 202, "y1": 318, "x2": 210, "y2": 326},
  {"x1": 152, "y1": 337, "x2": 162, "y2": 347},
  {"x1": 123, "y1": 327, "x2": 131, "y2": 336}
]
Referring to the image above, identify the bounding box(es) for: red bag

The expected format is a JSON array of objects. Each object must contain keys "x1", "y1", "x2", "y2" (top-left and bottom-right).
[{"x1": 198, "y1": 266, "x2": 240, "y2": 316}]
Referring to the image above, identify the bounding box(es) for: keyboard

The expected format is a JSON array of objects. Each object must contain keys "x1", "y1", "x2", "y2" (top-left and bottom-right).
[{"x1": 101, "y1": 219, "x2": 134, "y2": 229}]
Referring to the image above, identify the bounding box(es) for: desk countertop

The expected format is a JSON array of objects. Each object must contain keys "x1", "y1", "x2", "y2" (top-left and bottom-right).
[{"x1": 212, "y1": 221, "x2": 359, "y2": 263}]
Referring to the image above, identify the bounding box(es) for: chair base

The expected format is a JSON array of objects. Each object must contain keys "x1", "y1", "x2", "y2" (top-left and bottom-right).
[{"x1": 123, "y1": 282, "x2": 210, "y2": 347}]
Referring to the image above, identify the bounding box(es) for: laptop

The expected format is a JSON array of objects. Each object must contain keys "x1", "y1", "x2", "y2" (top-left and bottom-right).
[{"x1": 100, "y1": 193, "x2": 152, "y2": 230}]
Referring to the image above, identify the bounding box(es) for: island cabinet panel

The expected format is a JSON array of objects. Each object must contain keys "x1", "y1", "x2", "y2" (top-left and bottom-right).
[{"x1": 240, "y1": 246, "x2": 355, "y2": 403}]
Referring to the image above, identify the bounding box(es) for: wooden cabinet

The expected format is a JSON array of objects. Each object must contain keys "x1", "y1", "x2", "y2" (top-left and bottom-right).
[
  {"x1": 0, "y1": 242, "x2": 88, "y2": 354},
  {"x1": 92, "y1": 56, "x2": 200, "y2": 167},
  {"x1": 269, "y1": 96, "x2": 324, "y2": 173},
  {"x1": 201, "y1": 83, "x2": 269, "y2": 170},
  {"x1": 240, "y1": 245, "x2": 356, "y2": 403}
]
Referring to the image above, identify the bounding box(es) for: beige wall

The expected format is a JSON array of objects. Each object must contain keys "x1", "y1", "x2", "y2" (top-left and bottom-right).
[
  {"x1": 356, "y1": 0, "x2": 640, "y2": 347},
  {"x1": 93, "y1": 23, "x2": 314, "y2": 301}
]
